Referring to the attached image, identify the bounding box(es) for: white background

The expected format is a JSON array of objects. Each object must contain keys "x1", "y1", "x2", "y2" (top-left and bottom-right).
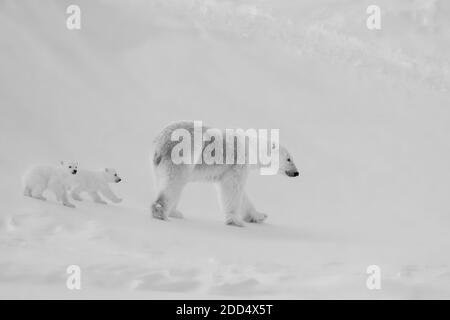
[{"x1": 1, "y1": 0, "x2": 450, "y2": 299}]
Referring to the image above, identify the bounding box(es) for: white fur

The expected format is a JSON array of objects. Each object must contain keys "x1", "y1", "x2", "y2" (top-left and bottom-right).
[
  {"x1": 151, "y1": 121, "x2": 299, "y2": 226},
  {"x1": 70, "y1": 168, "x2": 122, "y2": 204},
  {"x1": 23, "y1": 161, "x2": 78, "y2": 208}
]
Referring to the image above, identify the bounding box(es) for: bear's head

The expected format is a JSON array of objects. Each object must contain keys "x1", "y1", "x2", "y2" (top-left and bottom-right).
[
  {"x1": 60, "y1": 161, "x2": 78, "y2": 175},
  {"x1": 104, "y1": 168, "x2": 122, "y2": 183},
  {"x1": 278, "y1": 145, "x2": 299, "y2": 178}
]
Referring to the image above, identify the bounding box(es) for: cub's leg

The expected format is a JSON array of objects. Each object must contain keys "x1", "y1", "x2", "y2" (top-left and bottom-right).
[
  {"x1": 99, "y1": 186, "x2": 122, "y2": 203},
  {"x1": 71, "y1": 186, "x2": 84, "y2": 201},
  {"x1": 31, "y1": 184, "x2": 47, "y2": 201},
  {"x1": 89, "y1": 191, "x2": 107, "y2": 205},
  {"x1": 241, "y1": 193, "x2": 268, "y2": 223},
  {"x1": 23, "y1": 186, "x2": 32, "y2": 197},
  {"x1": 54, "y1": 186, "x2": 75, "y2": 208},
  {"x1": 217, "y1": 171, "x2": 247, "y2": 227}
]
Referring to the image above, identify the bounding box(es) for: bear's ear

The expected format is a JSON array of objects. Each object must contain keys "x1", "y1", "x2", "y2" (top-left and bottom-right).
[
  {"x1": 105, "y1": 168, "x2": 109, "y2": 172},
  {"x1": 272, "y1": 142, "x2": 276, "y2": 149},
  {"x1": 60, "y1": 161, "x2": 65, "y2": 165}
]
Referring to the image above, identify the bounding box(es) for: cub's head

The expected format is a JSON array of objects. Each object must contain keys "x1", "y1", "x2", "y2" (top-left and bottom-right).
[
  {"x1": 60, "y1": 161, "x2": 78, "y2": 175},
  {"x1": 278, "y1": 145, "x2": 299, "y2": 178},
  {"x1": 104, "y1": 168, "x2": 122, "y2": 183}
]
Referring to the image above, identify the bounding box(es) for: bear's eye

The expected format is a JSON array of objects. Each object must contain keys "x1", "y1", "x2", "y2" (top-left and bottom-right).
[
  {"x1": 69, "y1": 166, "x2": 72, "y2": 169},
  {"x1": 114, "y1": 174, "x2": 117, "y2": 177},
  {"x1": 287, "y1": 158, "x2": 291, "y2": 162}
]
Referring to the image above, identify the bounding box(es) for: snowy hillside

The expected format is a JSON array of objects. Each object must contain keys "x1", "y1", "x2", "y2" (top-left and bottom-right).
[{"x1": 1, "y1": 0, "x2": 450, "y2": 299}]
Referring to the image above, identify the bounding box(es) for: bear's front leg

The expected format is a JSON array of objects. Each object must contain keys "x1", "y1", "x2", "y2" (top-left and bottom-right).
[
  {"x1": 241, "y1": 193, "x2": 268, "y2": 223},
  {"x1": 217, "y1": 173, "x2": 246, "y2": 227}
]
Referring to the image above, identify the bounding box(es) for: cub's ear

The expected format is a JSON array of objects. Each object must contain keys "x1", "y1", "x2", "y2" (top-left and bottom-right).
[
  {"x1": 105, "y1": 168, "x2": 109, "y2": 172},
  {"x1": 272, "y1": 142, "x2": 277, "y2": 149},
  {"x1": 60, "y1": 161, "x2": 65, "y2": 165}
]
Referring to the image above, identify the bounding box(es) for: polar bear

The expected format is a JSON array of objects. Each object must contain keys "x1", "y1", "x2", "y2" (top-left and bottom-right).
[
  {"x1": 23, "y1": 161, "x2": 78, "y2": 208},
  {"x1": 70, "y1": 168, "x2": 122, "y2": 204},
  {"x1": 151, "y1": 121, "x2": 299, "y2": 227}
]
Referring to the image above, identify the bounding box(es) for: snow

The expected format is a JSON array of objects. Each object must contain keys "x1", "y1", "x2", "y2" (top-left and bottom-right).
[{"x1": 1, "y1": 0, "x2": 450, "y2": 299}]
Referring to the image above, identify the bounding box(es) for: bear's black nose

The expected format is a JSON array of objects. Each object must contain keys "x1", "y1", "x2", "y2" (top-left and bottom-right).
[
  {"x1": 286, "y1": 170, "x2": 299, "y2": 177},
  {"x1": 72, "y1": 170, "x2": 77, "y2": 174}
]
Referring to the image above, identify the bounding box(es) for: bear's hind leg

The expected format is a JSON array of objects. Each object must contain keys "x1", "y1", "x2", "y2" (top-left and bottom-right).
[
  {"x1": 152, "y1": 182, "x2": 184, "y2": 221},
  {"x1": 152, "y1": 193, "x2": 170, "y2": 220},
  {"x1": 151, "y1": 162, "x2": 187, "y2": 221}
]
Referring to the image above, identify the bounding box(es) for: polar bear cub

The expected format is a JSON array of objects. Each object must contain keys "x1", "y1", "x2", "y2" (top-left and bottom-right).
[
  {"x1": 23, "y1": 161, "x2": 78, "y2": 208},
  {"x1": 70, "y1": 168, "x2": 122, "y2": 204}
]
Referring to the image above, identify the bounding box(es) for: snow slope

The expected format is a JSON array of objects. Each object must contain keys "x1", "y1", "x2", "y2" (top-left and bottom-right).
[{"x1": 1, "y1": 0, "x2": 450, "y2": 299}]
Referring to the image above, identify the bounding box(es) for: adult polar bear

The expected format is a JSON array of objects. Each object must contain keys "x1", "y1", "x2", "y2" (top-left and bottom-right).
[{"x1": 151, "y1": 121, "x2": 299, "y2": 227}]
